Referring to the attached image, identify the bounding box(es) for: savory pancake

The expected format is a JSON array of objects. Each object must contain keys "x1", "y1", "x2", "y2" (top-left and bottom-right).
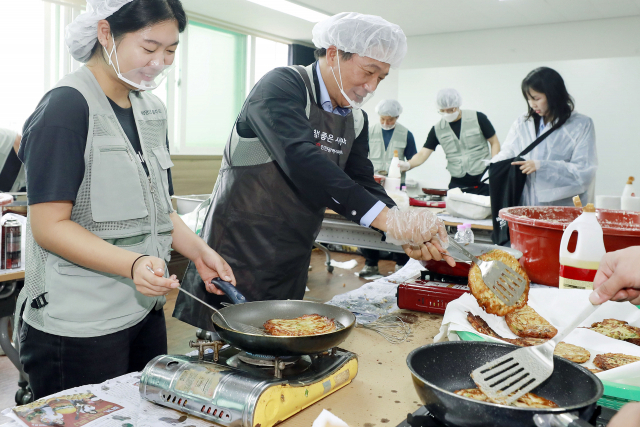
[
  {"x1": 505, "y1": 305, "x2": 557, "y2": 339},
  {"x1": 454, "y1": 388, "x2": 558, "y2": 408},
  {"x1": 466, "y1": 312, "x2": 589, "y2": 363},
  {"x1": 466, "y1": 312, "x2": 502, "y2": 338},
  {"x1": 593, "y1": 353, "x2": 640, "y2": 371},
  {"x1": 586, "y1": 319, "x2": 640, "y2": 341},
  {"x1": 468, "y1": 250, "x2": 529, "y2": 316},
  {"x1": 553, "y1": 342, "x2": 591, "y2": 364},
  {"x1": 263, "y1": 314, "x2": 336, "y2": 336}
]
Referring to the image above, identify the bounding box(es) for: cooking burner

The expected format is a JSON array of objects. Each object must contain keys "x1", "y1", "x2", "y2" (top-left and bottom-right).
[
  {"x1": 227, "y1": 352, "x2": 313, "y2": 378},
  {"x1": 237, "y1": 352, "x2": 300, "y2": 366}
]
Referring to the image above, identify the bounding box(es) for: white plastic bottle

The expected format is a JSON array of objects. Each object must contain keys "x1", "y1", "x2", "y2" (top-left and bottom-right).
[
  {"x1": 463, "y1": 223, "x2": 475, "y2": 244},
  {"x1": 388, "y1": 149, "x2": 401, "y2": 179},
  {"x1": 558, "y1": 203, "x2": 606, "y2": 290},
  {"x1": 454, "y1": 224, "x2": 466, "y2": 244},
  {"x1": 622, "y1": 176, "x2": 636, "y2": 198}
]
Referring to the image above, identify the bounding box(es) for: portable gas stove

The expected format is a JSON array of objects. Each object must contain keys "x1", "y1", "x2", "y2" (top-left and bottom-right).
[
  {"x1": 396, "y1": 405, "x2": 617, "y2": 427},
  {"x1": 139, "y1": 340, "x2": 358, "y2": 427}
]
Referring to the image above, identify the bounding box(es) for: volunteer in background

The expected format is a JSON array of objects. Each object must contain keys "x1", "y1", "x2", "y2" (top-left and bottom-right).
[
  {"x1": 399, "y1": 88, "x2": 500, "y2": 195},
  {"x1": 15, "y1": 0, "x2": 234, "y2": 399},
  {"x1": 0, "y1": 128, "x2": 25, "y2": 192},
  {"x1": 359, "y1": 99, "x2": 415, "y2": 277},
  {"x1": 491, "y1": 67, "x2": 597, "y2": 206},
  {"x1": 175, "y1": 12, "x2": 455, "y2": 331}
]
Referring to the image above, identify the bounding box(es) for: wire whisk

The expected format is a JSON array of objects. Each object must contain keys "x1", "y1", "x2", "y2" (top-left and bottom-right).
[{"x1": 359, "y1": 314, "x2": 412, "y2": 344}]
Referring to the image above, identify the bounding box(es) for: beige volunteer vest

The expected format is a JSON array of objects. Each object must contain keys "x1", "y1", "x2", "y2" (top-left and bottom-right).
[
  {"x1": 15, "y1": 66, "x2": 174, "y2": 338},
  {"x1": 434, "y1": 110, "x2": 490, "y2": 178},
  {"x1": 368, "y1": 122, "x2": 409, "y2": 174}
]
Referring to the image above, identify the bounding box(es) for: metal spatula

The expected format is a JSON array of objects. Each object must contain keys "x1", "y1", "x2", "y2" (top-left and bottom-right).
[
  {"x1": 447, "y1": 239, "x2": 527, "y2": 306},
  {"x1": 471, "y1": 302, "x2": 598, "y2": 405}
]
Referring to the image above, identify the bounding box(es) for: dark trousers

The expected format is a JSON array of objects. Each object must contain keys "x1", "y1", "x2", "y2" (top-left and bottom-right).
[
  {"x1": 19, "y1": 308, "x2": 167, "y2": 399},
  {"x1": 360, "y1": 248, "x2": 409, "y2": 267}
]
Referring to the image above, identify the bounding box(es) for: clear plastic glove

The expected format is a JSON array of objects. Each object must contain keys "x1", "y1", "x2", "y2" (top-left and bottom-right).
[
  {"x1": 385, "y1": 207, "x2": 449, "y2": 248},
  {"x1": 398, "y1": 160, "x2": 411, "y2": 172}
]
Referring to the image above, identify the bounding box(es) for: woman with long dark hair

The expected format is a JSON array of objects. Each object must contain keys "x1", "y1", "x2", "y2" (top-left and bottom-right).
[
  {"x1": 492, "y1": 67, "x2": 597, "y2": 206},
  {"x1": 15, "y1": 0, "x2": 235, "y2": 399}
]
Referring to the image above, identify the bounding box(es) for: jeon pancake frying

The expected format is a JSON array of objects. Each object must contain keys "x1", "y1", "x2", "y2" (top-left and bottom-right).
[{"x1": 468, "y1": 250, "x2": 529, "y2": 317}]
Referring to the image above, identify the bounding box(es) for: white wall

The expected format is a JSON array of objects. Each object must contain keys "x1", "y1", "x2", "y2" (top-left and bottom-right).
[{"x1": 390, "y1": 16, "x2": 640, "y2": 198}]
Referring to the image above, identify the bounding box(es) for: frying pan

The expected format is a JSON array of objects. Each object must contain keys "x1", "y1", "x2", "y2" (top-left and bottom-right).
[
  {"x1": 407, "y1": 341, "x2": 603, "y2": 427},
  {"x1": 208, "y1": 279, "x2": 356, "y2": 356}
]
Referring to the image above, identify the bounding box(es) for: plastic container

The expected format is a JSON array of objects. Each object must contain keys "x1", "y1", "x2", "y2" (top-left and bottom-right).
[
  {"x1": 454, "y1": 225, "x2": 467, "y2": 244},
  {"x1": 558, "y1": 203, "x2": 606, "y2": 290},
  {"x1": 397, "y1": 280, "x2": 470, "y2": 315},
  {"x1": 463, "y1": 223, "x2": 475, "y2": 243},
  {"x1": 388, "y1": 149, "x2": 401, "y2": 179},
  {"x1": 622, "y1": 176, "x2": 636, "y2": 198},
  {"x1": 500, "y1": 206, "x2": 640, "y2": 286}
]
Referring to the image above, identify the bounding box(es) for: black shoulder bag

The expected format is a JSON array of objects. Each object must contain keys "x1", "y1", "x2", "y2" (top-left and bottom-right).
[{"x1": 489, "y1": 118, "x2": 567, "y2": 245}]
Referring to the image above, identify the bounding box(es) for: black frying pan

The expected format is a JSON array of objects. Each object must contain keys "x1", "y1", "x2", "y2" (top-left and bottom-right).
[
  {"x1": 208, "y1": 279, "x2": 356, "y2": 356},
  {"x1": 407, "y1": 341, "x2": 603, "y2": 427}
]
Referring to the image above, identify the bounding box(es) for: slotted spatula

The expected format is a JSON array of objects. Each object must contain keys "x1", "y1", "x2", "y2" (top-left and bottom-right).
[
  {"x1": 471, "y1": 302, "x2": 598, "y2": 405},
  {"x1": 447, "y1": 239, "x2": 527, "y2": 306}
]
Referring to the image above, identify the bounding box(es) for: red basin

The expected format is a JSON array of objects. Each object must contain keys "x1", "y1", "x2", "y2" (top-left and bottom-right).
[{"x1": 500, "y1": 207, "x2": 640, "y2": 286}]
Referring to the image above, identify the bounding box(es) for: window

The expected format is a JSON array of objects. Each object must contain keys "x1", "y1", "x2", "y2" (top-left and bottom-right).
[
  {"x1": 254, "y1": 37, "x2": 289, "y2": 84},
  {"x1": 178, "y1": 22, "x2": 247, "y2": 154},
  {"x1": 0, "y1": 0, "x2": 46, "y2": 132}
]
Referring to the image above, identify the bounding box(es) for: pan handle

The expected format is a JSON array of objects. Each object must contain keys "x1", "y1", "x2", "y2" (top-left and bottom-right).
[{"x1": 211, "y1": 278, "x2": 247, "y2": 305}]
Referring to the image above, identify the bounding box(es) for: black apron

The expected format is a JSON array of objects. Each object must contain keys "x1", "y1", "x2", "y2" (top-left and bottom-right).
[
  {"x1": 173, "y1": 65, "x2": 357, "y2": 331},
  {"x1": 489, "y1": 118, "x2": 566, "y2": 245}
]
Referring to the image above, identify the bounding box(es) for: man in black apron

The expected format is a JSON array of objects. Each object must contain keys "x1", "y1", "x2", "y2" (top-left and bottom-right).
[{"x1": 174, "y1": 12, "x2": 452, "y2": 332}]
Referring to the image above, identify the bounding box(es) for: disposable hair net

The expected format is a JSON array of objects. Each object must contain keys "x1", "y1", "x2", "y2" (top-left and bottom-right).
[
  {"x1": 312, "y1": 12, "x2": 407, "y2": 68},
  {"x1": 375, "y1": 99, "x2": 403, "y2": 117},
  {"x1": 437, "y1": 88, "x2": 463, "y2": 109},
  {"x1": 66, "y1": 0, "x2": 136, "y2": 63}
]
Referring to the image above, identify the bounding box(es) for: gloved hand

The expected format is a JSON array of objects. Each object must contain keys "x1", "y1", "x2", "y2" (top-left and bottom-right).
[
  {"x1": 385, "y1": 207, "x2": 449, "y2": 248},
  {"x1": 398, "y1": 160, "x2": 411, "y2": 172}
]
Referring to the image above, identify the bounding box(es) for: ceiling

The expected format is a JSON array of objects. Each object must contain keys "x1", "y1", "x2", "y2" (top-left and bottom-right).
[{"x1": 183, "y1": 0, "x2": 640, "y2": 44}]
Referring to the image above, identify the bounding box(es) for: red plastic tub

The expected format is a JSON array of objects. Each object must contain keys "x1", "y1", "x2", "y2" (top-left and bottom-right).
[{"x1": 500, "y1": 207, "x2": 640, "y2": 286}]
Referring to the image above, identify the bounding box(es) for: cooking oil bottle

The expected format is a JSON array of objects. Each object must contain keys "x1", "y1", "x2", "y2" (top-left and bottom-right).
[{"x1": 558, "y1": 197, "x2": 606, "y2": 290}]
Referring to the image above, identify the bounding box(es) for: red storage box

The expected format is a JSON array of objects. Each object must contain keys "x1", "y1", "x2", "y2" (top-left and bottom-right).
[
  {"x1": 500, "y1": 207, "x2": 640, "y2": 287},
  {"x1": 397, "y1": 279, "x2": 470, "y2": 315}
]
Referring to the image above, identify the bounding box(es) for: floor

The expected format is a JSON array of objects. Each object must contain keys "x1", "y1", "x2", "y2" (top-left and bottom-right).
[{"x1": 0, "y1": 248, "x2": 398, "y2": 422}]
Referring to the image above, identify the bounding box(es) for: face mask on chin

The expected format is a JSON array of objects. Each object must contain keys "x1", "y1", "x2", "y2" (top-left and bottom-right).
[
  {"x1": 329, "y1": 53, "x2": 375, "y2": 110},
  {"x1": 103, "y1": 34, "x2": 173, "y2": 91},
  {"x1": 381, "y1": 123, "x2": 395, "y2": 130}
]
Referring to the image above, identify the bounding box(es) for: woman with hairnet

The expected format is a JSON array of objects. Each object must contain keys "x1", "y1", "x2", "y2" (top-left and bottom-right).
[
  {"x1": 491, "y1": 67, "x2": 597, "y2": 206},
  {"x1": 174, "y1": 12, "x2": 455, "y2": 330},
  {"x1": 358, "y1": 99, "x2": 416, "y2": 277},
  {"x1": 400, "y1": 88, "x2": 501, "y2": 195},
  {"x1": 14, "y1": 0, "x2": 235, "y2": 399}
]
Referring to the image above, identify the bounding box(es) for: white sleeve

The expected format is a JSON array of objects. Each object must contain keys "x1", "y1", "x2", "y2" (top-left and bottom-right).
[{"x1": 491, "y1": 119, "x2": 519, "y2": 163}]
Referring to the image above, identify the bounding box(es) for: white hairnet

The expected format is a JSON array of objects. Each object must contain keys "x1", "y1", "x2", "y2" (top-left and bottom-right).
[
  {"x1": 436, "y1": 88, "x2": 462, "y2": 109},
  {"x1": 312, "y1": 12, "x2": 407, "y2": 69},
  {"x1": 65, "y1": 0, "x2": 136, "y2": 63},
  {"x1": 375, "y1": 99, "x2": 403, "y2": 117}
]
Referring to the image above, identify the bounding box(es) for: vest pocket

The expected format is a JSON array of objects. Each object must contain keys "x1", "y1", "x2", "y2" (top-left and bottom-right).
[
  {"x1": 369, "y1": 142, "x2": 383, "y2": 159},
  {"x1": 151, "y1": 146, "x2": 175, "y2": 213},
  {"x1": 446, "y1": 157, "x2": 464, "y2": 178},
  {"x1": 440, "y1": 134, "x2": 460, "y2": 154},
  {"x1": 91, "y1": 138, "x2": 149, "y2": 222},
  {"x1": 47, "y1": 236, "x2": 154, "y2": 322}
]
